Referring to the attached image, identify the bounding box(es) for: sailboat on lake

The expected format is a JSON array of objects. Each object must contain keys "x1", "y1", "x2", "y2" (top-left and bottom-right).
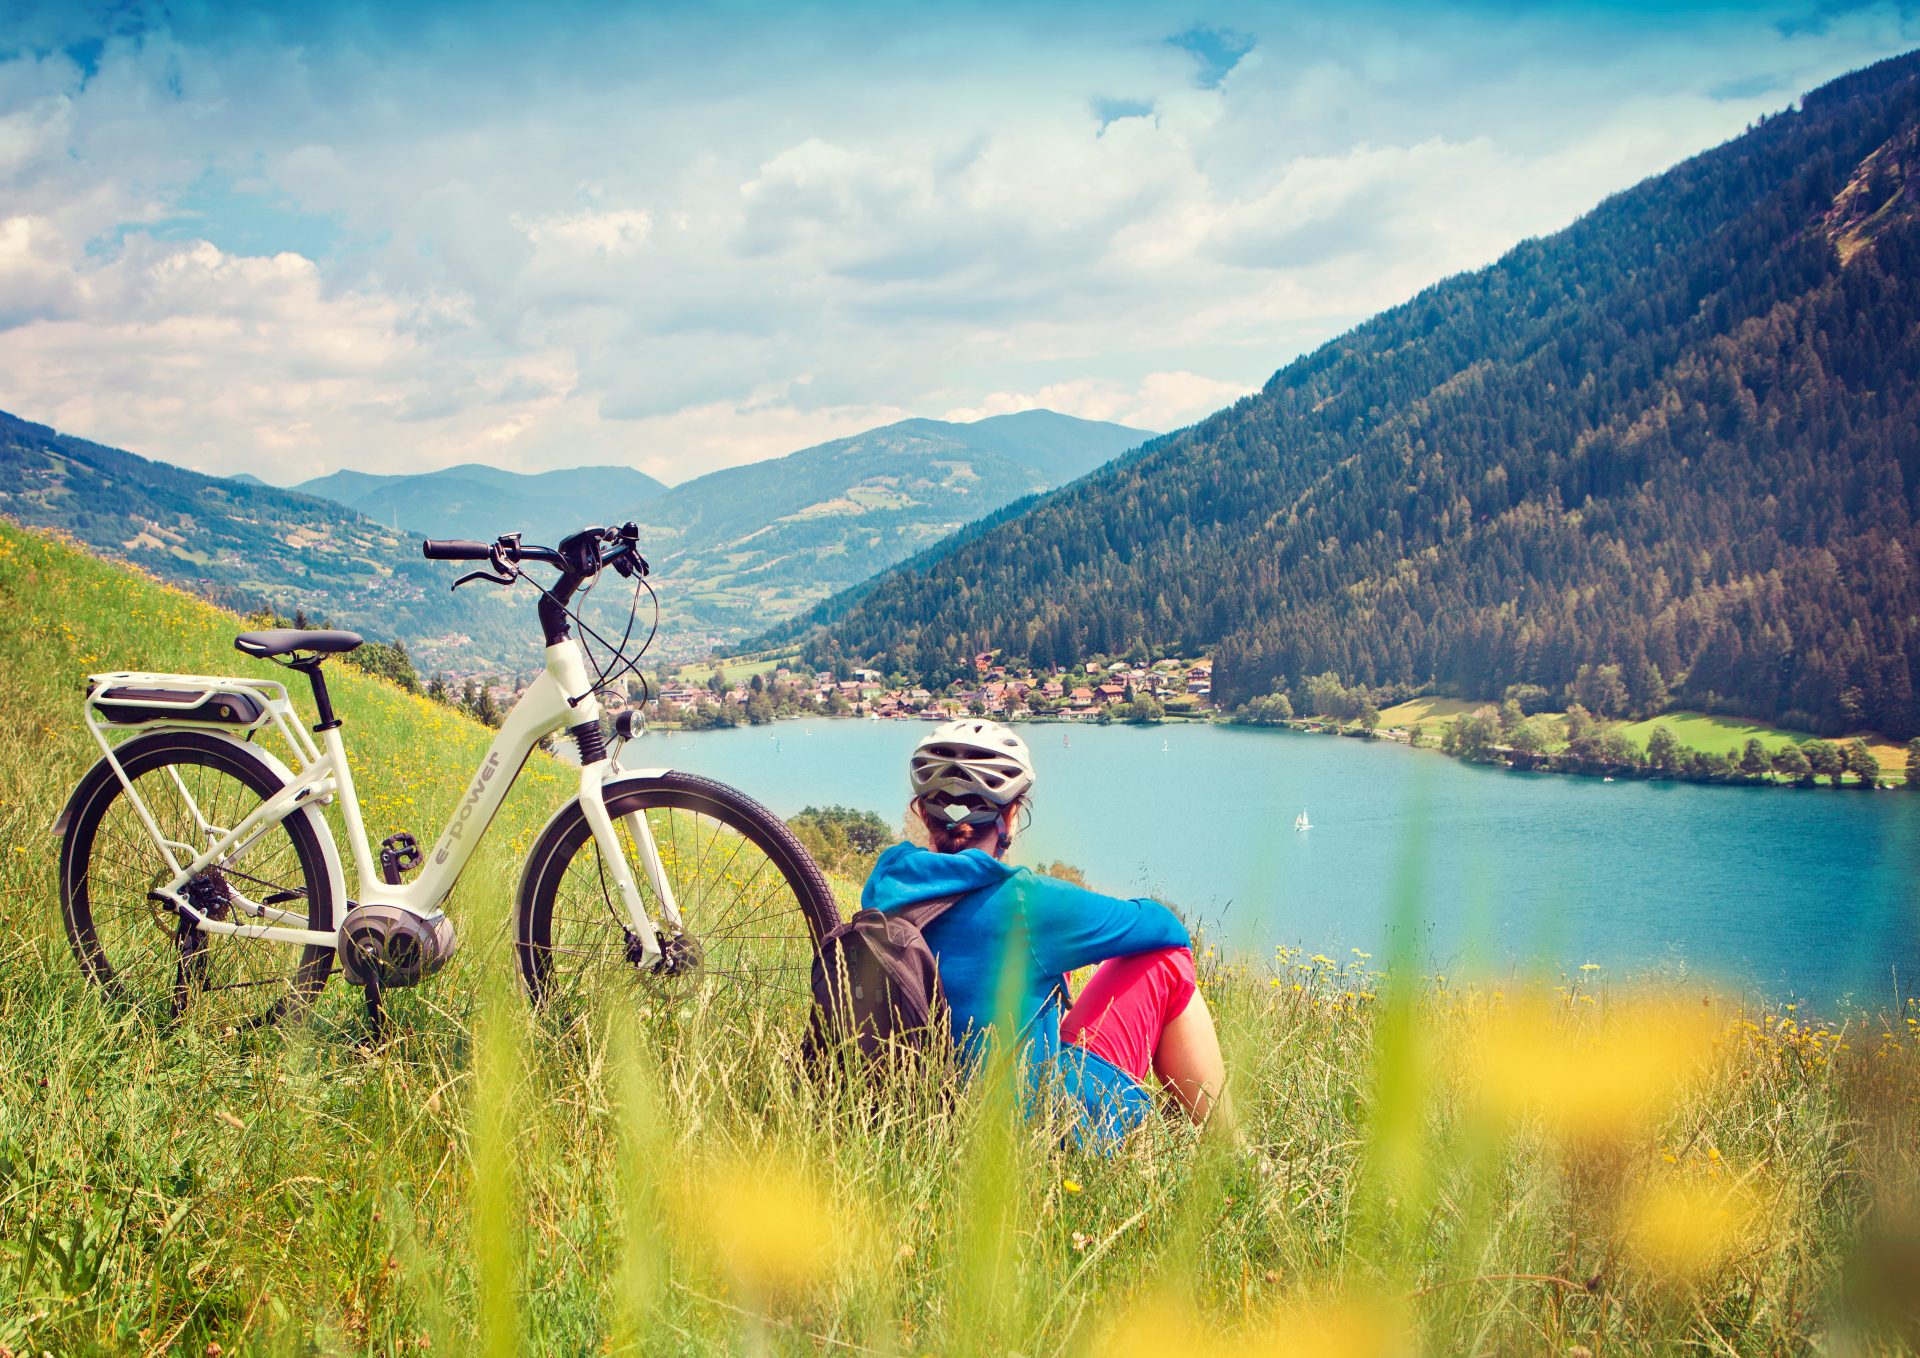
[{"x1": 1295, "y1": 809, "x2": 1311, "y2": 831}]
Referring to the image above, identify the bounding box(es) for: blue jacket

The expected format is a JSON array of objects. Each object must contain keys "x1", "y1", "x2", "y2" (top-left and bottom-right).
[{"x1": 861, "y1": 842, "x2": 1190, "y2": 1138}]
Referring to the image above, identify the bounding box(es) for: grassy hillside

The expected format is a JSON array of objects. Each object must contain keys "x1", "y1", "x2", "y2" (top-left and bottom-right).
[
  {"x1": 671, "y1": 652, "x2": 797, "y2": 687},
  {"x1": 4, "y1": 521, "x2": 1918, "y2": 1354},
  {"x1": 1374, "y1": 697, "x2": 1488, "y2": 730},
  {"x1": 0, "y1": 410, "x2": 529, "y2": 672},
  {"x1": 1614, "y1": 711, "x2": 1910, "y2": 774}
]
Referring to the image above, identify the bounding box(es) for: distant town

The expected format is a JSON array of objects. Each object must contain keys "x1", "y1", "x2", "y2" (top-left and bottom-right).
[{"x1": 427, "y1": 651, "x2": 1217, "y2": 728}]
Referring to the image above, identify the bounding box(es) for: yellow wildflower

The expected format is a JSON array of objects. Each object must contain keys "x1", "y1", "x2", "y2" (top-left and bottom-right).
[
  {"x1": 1466, "y1": 991, "x2": 1718, "y2": 1146},
  {"x1": 1622, "y1": 1175, "x2": 1767, "y2": 1283},
  {"x1": 675, "y1": 1157, "x2": 865, "y2": 1299}
]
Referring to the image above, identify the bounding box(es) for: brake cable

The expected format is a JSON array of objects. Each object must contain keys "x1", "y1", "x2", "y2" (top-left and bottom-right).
[{"x1": 506, "y1": 551, "x2": 661, "y2": 706}]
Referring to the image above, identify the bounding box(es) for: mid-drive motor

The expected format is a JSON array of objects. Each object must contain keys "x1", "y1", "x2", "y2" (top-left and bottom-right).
[{"x1": 337, "y1": 903, "x2": 458, "y2": 988}]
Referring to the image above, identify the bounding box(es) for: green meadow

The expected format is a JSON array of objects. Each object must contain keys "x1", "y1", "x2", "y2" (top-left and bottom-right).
[
  {"x1": 1379, "y1": 699, "x2": 1909, "y2": 777},
  {"x1": 672, "y1": 653, "x2": 800, "y2": 688},
  {"x1": 3, "y1": 518, "x2": 1918, "y2": 1356}
]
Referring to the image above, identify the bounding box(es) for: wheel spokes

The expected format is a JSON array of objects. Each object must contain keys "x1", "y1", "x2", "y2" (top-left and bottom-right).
[
  {"x1": 534, "y1": 802, "x2": 818, "y2": 1013},
  {"x1": 73, "y1": 755, "x2": 324, "y2": 1026}
]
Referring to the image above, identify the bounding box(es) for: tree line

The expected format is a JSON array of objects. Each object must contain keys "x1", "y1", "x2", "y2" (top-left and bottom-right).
[{"x1": 1432, "y1": 702, "x2": 1915, "y2": 788}]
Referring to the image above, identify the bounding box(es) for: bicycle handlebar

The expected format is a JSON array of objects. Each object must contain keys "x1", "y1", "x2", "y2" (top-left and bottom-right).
[
  {"x1": 421, "y1": 524, "x2": 645, "y2": 580},
  {"x1": 422, "y1": 539, "x2": 492, "y2": 561},
  {"x1": 421, "y1": 523, "x2": 648, "y2": 647}
]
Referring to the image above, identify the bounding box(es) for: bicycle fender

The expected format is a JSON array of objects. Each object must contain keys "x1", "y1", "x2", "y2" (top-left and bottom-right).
[{"x1": 518, "y1": 769, "x2": 674, "y2": 851}]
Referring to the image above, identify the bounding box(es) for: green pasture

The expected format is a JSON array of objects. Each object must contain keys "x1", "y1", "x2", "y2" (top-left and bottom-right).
[
  {"x1": 1615, "y1": 710, "x2": 1909, "y2": 773},
  {"x1": 1383, "y1": 696, "x2": 1908, "y2": 774},
  {"x1": 1374, "y1": 697, "x2": 1483, "y2": 730},
  {"x1": 672, "y1": 653, "x2": 799, "y2": 686}
]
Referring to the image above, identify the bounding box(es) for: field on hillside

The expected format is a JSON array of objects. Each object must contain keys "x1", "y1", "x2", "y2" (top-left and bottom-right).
[
  {"x1": 1380, "y1": 699, "x2": 1909, "y2": 774},
  {"x1": 1615, "y1": 711, "x2": 1910, "y2": 773},
  {"x1": 4, "y1": 519, "x2": 1919, "y2": 1357},
  {"x1": 672, "y1": 653, "x2": 798, "y2": 687},
  {"x1": 1375, "y1": 697, "x2": 1485, "y2": 730}
]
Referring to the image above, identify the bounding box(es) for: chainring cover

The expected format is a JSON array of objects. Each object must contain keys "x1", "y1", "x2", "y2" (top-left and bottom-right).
[{"x1": 338, "y1": 903, "x2": 457, "y2": 988}]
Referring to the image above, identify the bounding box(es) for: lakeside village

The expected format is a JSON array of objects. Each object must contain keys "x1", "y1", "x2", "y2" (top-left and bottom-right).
[
  {"x1": 325, "y1": 626, "x2": 1919, "y2": 790},
  {"x1": 429, "y1": 651, "x2": 1220, "y2": 728}
]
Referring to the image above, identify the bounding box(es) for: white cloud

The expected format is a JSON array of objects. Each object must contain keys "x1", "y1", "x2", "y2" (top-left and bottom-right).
[
  {"x1": 0, "y1": 3, "x2": 1913, "y2": 483},
  {"x1": 518, "y1": 207, "x2": 653, "y2": 259}
]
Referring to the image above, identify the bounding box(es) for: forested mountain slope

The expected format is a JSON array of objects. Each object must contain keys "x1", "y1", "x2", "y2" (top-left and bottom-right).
[{"x1": 788, "y1": 51, "x2": 1920, "y2": 739}]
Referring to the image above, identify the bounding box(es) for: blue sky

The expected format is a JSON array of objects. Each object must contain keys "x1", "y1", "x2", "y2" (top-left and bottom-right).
[{"x1": 0, "y1": 1, "x2": 1914, "y2": 482}]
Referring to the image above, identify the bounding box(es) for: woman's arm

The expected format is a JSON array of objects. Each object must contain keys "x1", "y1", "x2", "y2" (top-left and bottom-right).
[{"x1": 1011, "y1": 870, "x2": 1191, "y2": 977}]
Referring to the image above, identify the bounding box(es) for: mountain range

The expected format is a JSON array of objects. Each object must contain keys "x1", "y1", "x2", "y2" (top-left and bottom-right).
[
  {"x1": 623, "y1": 411, "x2": 1149, "y2": 644},
  {"x1": 0, "y1": 406, "x2": 1148, "y2": 669},
  {"x1": 780, "y1": 50, "x2": 1920, "y2": 741},
  {"x1": 286, "y1": 410, "x2": 1149, "y2": 646},
  {"x1": 293, "y1": 464, "x2": 669, "y2": 545},
  {"x1": 0, "y1": 410, "x2": 526, "y2": 668}
]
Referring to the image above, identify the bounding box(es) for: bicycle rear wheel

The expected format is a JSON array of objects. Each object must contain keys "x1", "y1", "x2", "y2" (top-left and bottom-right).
[
  {"x1": 57, "y1": 730, "x2": 337, "y2": 1027},
  {"x1": 515, "y1": 772, "x2": 837, "y2": 1019}
]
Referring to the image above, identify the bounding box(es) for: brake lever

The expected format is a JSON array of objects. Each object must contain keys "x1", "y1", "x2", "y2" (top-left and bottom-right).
[
  {"x1": 450, "y1": 567, "x2": 515, "y2": 590},
  {"x1": 611, "y1": 550, "x2": 650, "y2": 579},
  {"x1": 445, "y1": 534, "x2": 521, "y2": 589},
  {"x1": 609, "y1": 521, "x2": 647, "y2": 578}
]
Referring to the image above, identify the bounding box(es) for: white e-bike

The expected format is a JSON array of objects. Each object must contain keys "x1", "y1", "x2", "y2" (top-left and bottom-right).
[{"x1": 54, "y1": 523, "x2": 837, "y2": 1029}]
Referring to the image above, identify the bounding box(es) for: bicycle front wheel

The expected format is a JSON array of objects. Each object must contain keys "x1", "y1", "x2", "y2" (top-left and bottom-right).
[
  {"x1": 515, "y1": 772, "x2": 837, "y2": 1018},
  {"x1": 57, "y1": 730, "x2": 337, "y2": 1027}
]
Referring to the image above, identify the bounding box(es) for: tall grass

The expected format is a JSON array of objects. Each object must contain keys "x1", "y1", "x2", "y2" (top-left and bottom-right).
[{"x1": 3, "y1": 518, "x2": 1918, "y2": 1355}]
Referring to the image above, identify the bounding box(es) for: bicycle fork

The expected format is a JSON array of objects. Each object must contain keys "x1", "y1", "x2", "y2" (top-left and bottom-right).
[{"x1": 576, "y1": 762, "x2": 685, "y2": 971}]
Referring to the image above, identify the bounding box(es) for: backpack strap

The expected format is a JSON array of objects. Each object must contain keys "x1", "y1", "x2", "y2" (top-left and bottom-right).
[{"x1": 892, "y1": 891, "x2": 966, "y2": 931}]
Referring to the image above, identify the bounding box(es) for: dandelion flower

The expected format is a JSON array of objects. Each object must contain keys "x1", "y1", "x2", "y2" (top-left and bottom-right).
[{"x1": 677, "y1": 1158, "x2": 858, "y2": 1299}]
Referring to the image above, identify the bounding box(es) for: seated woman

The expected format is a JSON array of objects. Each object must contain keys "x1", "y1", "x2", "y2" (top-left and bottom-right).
[{"x1": 860, "y1": 719, "x2": 1232, "y2": 1141}]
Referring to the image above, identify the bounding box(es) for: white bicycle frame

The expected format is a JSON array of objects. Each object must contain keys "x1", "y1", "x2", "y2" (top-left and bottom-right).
[{"x1": 82, "y1": 638, "x2": 683, "y2": 967}]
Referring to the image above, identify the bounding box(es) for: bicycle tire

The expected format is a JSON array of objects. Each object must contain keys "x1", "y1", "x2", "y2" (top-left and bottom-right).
[
  {"x1": 515, "y1": 771, "x2": 838, "y2": 1015},
  {"x1": 57, "y1": 729, "x2": 337, "y2": 1026}
]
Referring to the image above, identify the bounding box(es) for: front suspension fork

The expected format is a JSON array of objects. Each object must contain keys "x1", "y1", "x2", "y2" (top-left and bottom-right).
[{"x1": 575, "y1": 766, "x2": 684, "y2": 969}]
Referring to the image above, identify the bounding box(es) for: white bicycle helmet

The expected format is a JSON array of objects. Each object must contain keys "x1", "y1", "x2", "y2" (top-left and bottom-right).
[{"x1": 910, "y1": 719, "x2": 1034, "y2": 824}]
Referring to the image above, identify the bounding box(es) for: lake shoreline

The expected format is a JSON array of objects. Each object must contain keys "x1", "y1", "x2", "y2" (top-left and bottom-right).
[
  {"x1": 1275, "y1": 716, "x2": 1914, "y2": 792},
  {"x1": 651, "y1": 704, "x2": 1916, "y2": 792}
]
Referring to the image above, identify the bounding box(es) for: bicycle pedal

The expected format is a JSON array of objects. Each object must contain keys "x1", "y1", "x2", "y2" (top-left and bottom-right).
[{"x1": 379, "y1": 831, "x2": 423, "y2": 886}]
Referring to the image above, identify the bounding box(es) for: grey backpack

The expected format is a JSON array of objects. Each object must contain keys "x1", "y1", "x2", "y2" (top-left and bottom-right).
[{"x1": 804, "y1": 893, "x2": 962, "y2": 1063}]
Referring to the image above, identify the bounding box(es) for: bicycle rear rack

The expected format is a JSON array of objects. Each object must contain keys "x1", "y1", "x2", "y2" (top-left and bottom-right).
[{"x1": 84, "y1": 671, "x2": 319, "y2": 762}]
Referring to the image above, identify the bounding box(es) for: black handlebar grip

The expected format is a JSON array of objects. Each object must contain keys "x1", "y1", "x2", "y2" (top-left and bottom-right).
[{"x1": 422, "y1": 539, "x2": 492, "y2": 561}]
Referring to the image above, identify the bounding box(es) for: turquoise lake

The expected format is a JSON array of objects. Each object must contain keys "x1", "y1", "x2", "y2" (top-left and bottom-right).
[{"x1": 640, "y1": 719, "x2": 1920, "y2": 1010}]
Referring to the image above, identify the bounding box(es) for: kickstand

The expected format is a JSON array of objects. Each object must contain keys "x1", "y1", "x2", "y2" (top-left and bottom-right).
[{"x1": 362, "y1": 972, "x2": 386, "y2": 1041}]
